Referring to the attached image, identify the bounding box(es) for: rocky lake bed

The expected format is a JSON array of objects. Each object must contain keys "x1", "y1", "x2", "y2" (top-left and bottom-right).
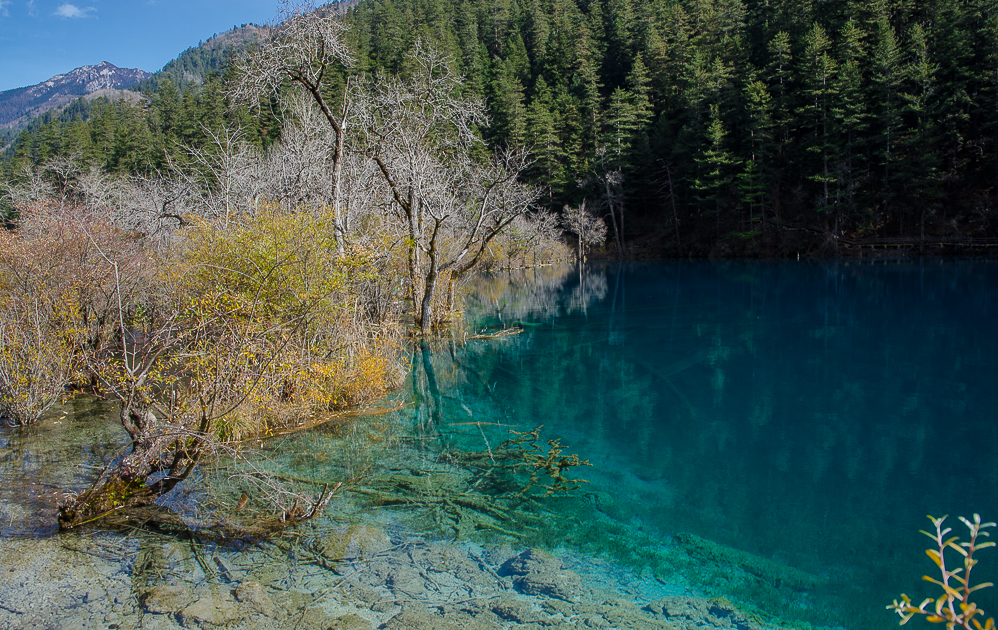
[{"x1": 0, "y1": 520, "x2": 765, "y2": 630}]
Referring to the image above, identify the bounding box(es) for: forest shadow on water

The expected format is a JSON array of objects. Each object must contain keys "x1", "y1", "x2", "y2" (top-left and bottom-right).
[{"x1": 0, "y1": 259, "x2": 996, "y2": 630}]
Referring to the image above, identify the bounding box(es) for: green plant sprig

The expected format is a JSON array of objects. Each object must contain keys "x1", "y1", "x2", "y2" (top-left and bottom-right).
[{"x1": 889, "y1": 514, "x2": 996, "y2": 630}]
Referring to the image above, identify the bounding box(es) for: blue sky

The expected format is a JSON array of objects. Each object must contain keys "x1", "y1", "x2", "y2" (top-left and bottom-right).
[{"x1": 0, "y1": 0, "x2": 281, "y2": 92}]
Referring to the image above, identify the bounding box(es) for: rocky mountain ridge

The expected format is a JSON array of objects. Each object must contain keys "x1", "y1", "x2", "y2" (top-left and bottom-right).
[{"x1": 0, "y1": 62, "x2": 151, "y2": 129}]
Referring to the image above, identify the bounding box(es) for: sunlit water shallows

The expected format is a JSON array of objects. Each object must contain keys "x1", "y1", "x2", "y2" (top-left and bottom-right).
[{"x1": 1, "y1": 259, "x2": 996, "y2": 630}]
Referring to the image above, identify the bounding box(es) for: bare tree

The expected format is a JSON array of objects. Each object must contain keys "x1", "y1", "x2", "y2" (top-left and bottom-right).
[
  {"x1": 260, "y1": 93, "x2": 338, "y2": 212},
  {"x1": 116, "y1": 173, "x2": 193, "y2": 240},
  {"x1": 561, "y1": 200, "x2": 608, "y2": 262},
  {"x1": 44, "y1": 154, "x2": 83, "y2": 208},
  {"x1": 77, "y1": 165, "x2": 125, "y2": 214},
  {"x1": 590, "y1": 149, "x2": 624, "y2": 257},
  {"x1": 358, "y1": 42, "x2": 541, "y2": 332},
  {"x1": 2, "y1": 162, "x2": 55, "y2": 210},
  {"x1": 488, "y1": 209, "x2": 566, "y2": 271},
  {"x1": 230, "y1": 0, "x2": 354, "y2": 253},
  {"x1": 176, "y1": 125, "x2": 264, "y2": 225}
]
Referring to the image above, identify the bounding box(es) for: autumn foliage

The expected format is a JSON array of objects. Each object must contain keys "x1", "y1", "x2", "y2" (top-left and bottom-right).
[{"x1": 889, "y1": 515, "x2": 996, "y2": 630}]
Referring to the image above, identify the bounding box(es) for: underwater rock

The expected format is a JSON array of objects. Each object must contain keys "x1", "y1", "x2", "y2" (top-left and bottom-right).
[
  {"x1": 501, "y1": 549, "x2": 584, "y2": 602},
  {"x1": 599, "y1": 599, "x2": 677, "y2": 630},
  {"x1": 318, "y1": 526, "x2": 391, "y2": 562},
  {"x1": 140, "y1": 584, "x2": 196, "y2": 614},
  {"x1": 178, "y1": 586, "x2": 245, "y2": 626},
  {"x1": 234, "y1": 581, "x2": 275, "y2": 617},
  {"x1": 328, "y1": 613, "x2": 375, "y2": 629},
  {"x1": 297, "y1": 606, "x2": 346, "y2": 629},
  {"x1": 500, "y1": 548, "x2": 561, "y2": 576},
  {"x1": 516, "y1": 570, "x2": 583, "y2": 602},
  {"x1": 674, "y1": 532, "x2": 821, "y2": 592},
  {"x1": 381, "y1": 602, "x2": 475, "y2": 630},
  {"x1": 644, "y1": 596, "x2": 761, "y2": 630},
  {"x1": 385, "y1": 565, "x2": 430, "y2": 597},
  {"x1": 481, "y1": 545, "x2": 519, "y2": 567},
  {"x1": 490, "y1": 595, "x2": 539, "y2": 623}
]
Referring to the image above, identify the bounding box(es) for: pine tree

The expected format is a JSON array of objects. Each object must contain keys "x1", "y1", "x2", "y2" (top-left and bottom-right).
[
  {"x1": 695, "y1": 103, "x2": 738, "y2": 237},
  {"x1": 604, "y1": 0, "x2": 637, "y2": 87},
  {"x1": 800, "y1": 22, "x2": 839, "y2": 221},
  {"x1": 488, "y1": 58, "x2": 529, "y2": 146},
  {"x1": 871, "y1": 14, "x2": 903, "y2": 231},
  {"x1": 742, "y1": 78, "x2": 774, "y2": 232},
  {"x1": 525, "y1": 76, "x2": 567, "y2": 202},
  {"x1": 834, "y1": 18, "x2": 870, "y2": 231},
  {"x1": 900, "y1": 22, "x2": 941, "y2": 247}
]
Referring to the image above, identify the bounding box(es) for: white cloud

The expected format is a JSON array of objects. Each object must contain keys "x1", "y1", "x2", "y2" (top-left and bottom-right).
[
  {"x1": 26, "y1": 0, "x2": 37, "y2": 17},
  {"x1": 54, "y1": 3, "x2": 95, "y2": 18},
  {"x1": 0, "y1": 1, "x2": 10, "y2": 17}
]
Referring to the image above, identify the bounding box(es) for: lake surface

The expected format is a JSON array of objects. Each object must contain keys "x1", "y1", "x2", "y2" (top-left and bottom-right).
[
  {"x1": 1, "y1": 259, "x2": 996, "y2": 630},
  {"x1": 436, "y1": 259, "x2": 998, "y2": 628}
]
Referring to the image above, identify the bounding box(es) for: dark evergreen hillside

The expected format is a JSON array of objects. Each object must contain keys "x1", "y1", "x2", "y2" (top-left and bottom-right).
[
  {"x1": 131, "y1": 24, "x2": 270, "y2": 94},
  {"x1": 2, "y1": 74, "x2": 272, "y2": 175},
  {"x1": 342, "y1": 0, "x2": 998, "y2": 255},
  {"x1": 5, "y1": 0, "x2": 998, "y2": 256}
]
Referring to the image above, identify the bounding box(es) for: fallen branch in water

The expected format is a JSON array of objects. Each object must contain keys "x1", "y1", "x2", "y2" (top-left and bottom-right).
[
  {"x1": 466, "y1": 327, "x2": 523, "y2": 340},
  {"x1": 265, "y1": 401, "x2": 408, "y2": 438}
]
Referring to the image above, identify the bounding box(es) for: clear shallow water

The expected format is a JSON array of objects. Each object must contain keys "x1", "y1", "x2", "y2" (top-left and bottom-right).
[{"x1": 1, "y1": 259, "x2": 996, "y2": 630}]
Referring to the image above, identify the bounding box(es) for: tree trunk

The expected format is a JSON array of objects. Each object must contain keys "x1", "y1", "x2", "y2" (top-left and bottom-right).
[
  {"x1": 420, "y1": 260, "x2": 438, "y2": 334},
  {"x1": 58, "y1": 406, "x2": 194, "y2": 529},
  {"x1": 331, "y1": 124, "x2": 346, "y2": 256}
]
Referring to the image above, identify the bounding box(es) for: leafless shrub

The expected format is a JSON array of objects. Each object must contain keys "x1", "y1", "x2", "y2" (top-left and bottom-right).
[
  {"x1": 2, "y1": 162, "x2": 55, "y2": 210},
  {"x1": 0, "y1": 203, "x2": 153, "y2": 425},
  {"x1": 174, "y1": 125, "x2": 264, "y2": 225},
  {"x1": 261, "y1": 93, "x2": 337, "y2": 211}
]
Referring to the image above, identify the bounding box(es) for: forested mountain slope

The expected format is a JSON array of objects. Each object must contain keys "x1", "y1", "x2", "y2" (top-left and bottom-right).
[
  {"x1": 341, "y1": 0, "x2": 998, "y2": 254},
  {"x1": 4, "y1": 0, "x2": 998, "y2": 256},
  {"x1": 130, "y1": 24, "x2": 271, "y2": 94}
]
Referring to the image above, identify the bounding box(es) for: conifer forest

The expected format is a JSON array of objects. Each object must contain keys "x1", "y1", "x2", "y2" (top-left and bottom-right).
[{"x1": 5, "y1": 0, "x2": 998, "y2": 256}]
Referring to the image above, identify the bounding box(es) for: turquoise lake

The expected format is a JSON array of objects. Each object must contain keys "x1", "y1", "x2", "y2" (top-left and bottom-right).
[
  {"x1": 429, "y1": 259, "x2": 998, "y2": 629},
  {"x1": 1, "y1": 258, "x2": 996, "y2": 630}
]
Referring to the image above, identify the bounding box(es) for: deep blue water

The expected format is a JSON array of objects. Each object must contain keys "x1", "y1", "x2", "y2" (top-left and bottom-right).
[{"x1": 418, "y1": 259, "x2": 998, "y2": 629}]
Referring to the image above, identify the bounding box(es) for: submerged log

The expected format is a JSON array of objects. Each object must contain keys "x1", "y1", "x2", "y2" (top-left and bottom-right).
[
  {"x1": 58, "y1": 405, "x2": 194, "y2": 529},
  {"x1": 57, "y1": 402, "x2": 337, "y2": 536}
]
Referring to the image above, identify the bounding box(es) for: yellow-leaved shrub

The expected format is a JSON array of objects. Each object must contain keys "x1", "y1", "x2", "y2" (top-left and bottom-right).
[{"x1": 161, "y1": 205, "x2": 405, "y2": 441}]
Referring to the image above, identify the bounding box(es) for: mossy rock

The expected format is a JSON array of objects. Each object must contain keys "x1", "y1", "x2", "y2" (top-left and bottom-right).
[
  {"x1": 317, "y1": 525, "x2": 391, "y2": 561},
  {"x1": 674, "y1": 532, "x2": 822, "y2": 592}
]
